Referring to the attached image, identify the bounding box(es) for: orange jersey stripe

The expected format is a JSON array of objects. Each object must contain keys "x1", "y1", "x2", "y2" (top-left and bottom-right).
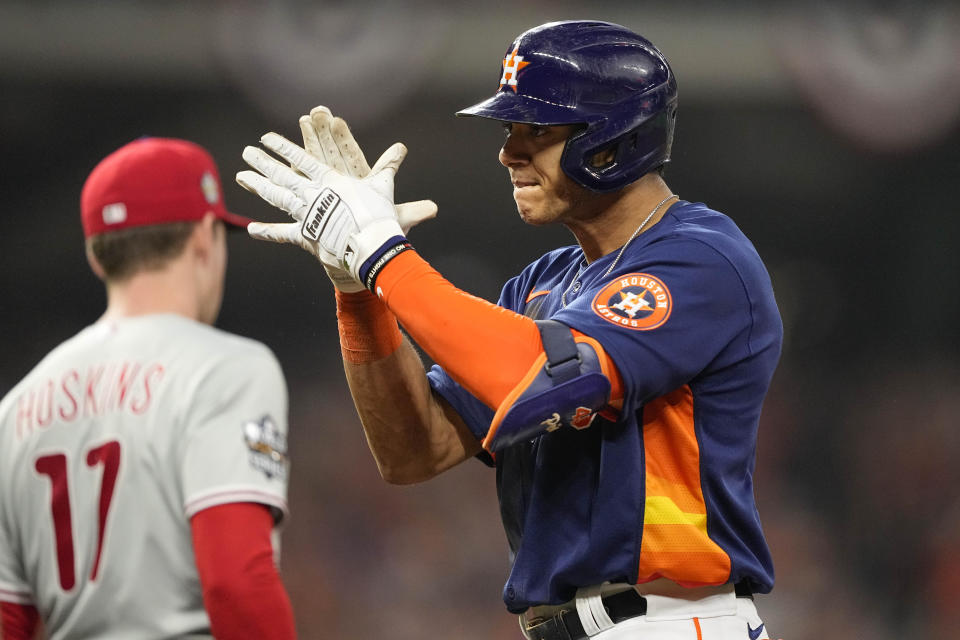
[
  {"x1": 637, "y1": 386, "x2": 731, "y2": 586},
  {"x1": 375, "y1": 250, "x2": 623, "y2": 411}
]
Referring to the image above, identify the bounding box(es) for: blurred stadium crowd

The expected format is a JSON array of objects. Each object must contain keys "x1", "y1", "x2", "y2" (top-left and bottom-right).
[{"x1": 1, "y1": 2, "x2": 958, "y2": 638}]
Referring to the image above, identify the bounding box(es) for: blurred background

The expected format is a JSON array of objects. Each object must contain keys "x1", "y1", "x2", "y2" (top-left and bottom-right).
[{"x1": 2, "y1": 1, "x2": 959, "y2": 638}]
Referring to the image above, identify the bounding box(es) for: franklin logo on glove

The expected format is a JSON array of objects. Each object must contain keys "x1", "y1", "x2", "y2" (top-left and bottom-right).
[{"x1": 302, "y1": 188, "x2": 341, "y2": 241}]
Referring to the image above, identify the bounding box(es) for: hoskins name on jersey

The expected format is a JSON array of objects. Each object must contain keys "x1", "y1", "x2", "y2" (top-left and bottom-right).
[{"x1": 13, "y1": 361, "x2": 165, "y2": 440}]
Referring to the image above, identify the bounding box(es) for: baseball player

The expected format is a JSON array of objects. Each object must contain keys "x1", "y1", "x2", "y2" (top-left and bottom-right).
[
  {"x1": 0, "y1": 138, "x2": 296, "y2": 639},
  {"x1": 238, "y1": 20, "x2": 782, "y2": 640}
]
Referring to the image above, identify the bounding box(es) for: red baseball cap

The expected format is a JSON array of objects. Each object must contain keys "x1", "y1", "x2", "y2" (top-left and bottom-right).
[{"x1": 81, "y1": 137, "x2": 252, "y2": 238}]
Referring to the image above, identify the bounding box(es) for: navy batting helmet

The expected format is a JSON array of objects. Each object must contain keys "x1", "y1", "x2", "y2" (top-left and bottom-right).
[{"x1": 457, "y1": 20, "x2": 678, "y2": 193}]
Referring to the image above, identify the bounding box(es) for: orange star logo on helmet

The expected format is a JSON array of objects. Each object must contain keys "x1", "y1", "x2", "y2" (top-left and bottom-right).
[{"x1": 499, "y1": 47, "x2": 530, "y2": 92}]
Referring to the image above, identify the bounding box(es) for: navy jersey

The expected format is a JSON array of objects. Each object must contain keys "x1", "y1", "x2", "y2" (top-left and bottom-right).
[{"x1": 427, "y1": 201, "x2": 782, "y2": 613}]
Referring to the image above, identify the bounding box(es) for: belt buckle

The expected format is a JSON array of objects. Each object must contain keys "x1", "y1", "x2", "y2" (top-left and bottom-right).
[{"x1": 523, "y1": 611, "x2": 575, "y2": 640}]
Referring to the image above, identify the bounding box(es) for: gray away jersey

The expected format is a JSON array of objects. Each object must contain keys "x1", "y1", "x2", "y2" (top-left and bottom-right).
[{"x1": 0, "y1": 314, "x2": 289, "y2": 639}]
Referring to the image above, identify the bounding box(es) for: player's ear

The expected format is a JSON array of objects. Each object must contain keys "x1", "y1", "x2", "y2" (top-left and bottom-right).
[
  {"x1": 190, "y1": 213, "x2": 219, "y2": 262},
  {"x1": 85, "y1": 241, "x2": 107, "y2": 281}
]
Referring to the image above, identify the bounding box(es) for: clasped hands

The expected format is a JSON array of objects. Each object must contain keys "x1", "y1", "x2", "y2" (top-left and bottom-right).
[{"x1": 236, "y1": 106, "x2": 436, "y2": 292}]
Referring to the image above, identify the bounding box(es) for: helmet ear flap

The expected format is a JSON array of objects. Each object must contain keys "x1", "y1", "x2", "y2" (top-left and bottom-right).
[
  {"x1": 588, "y1": 123, "x2": 659, "y2": 172},
  {"x1": 562, "y1": 89, "x2": 678, "y2": 192},
  {"x1": 589, "y1": 145, "x2": 618, "y2": 170}
]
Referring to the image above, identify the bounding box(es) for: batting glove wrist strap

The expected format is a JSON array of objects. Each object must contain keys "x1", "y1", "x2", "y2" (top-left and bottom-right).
[{"x1": 360, "y1": 236, "x2": 413, "y2": 292}]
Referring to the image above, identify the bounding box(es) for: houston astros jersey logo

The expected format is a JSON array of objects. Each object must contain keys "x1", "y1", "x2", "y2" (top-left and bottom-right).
[
  {"x1": 592, "y1": 273, "x2": 672, "y2": 330},
  {"x1": 499, "y1": 47, "x2": 530, "y2": 92}
]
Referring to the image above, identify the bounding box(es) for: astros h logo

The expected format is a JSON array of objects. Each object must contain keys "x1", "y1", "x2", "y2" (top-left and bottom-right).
[
  {"x1": 499, "y1": 47, "x2": 530, "y2": 92},
  {"x1": 592, "y1": 273, "x2": 672, "y2": 331}
]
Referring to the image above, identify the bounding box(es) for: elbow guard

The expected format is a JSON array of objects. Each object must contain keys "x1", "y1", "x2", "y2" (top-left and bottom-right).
[{"x1": 482, "y1": 320, "x2": 612, "y2": 452}]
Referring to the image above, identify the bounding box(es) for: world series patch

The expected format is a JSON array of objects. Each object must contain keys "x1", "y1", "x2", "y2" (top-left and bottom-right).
[
  {"x1": 243, "y1": 415, "x2": 288, "y2": 480},
  {"x1": 591, "y1": 273, "x2": 672, "y2": 330}
]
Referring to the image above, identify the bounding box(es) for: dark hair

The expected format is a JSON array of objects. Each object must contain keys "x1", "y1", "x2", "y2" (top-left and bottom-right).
[{"x1": 87, "y1": 222, "x2": 197, "y2": 281}]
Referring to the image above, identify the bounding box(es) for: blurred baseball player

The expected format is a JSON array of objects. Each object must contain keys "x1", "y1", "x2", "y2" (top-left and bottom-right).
[
  {"x1": 238, "y1": 20, "x2": 782, "y2": 640},
  {"x1": 0, "y1": 138, "x2": 296, "y2": 639}
]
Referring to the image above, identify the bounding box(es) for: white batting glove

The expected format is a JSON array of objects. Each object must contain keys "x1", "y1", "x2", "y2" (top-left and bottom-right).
[
  {"x1": 236, "y1": 133, "x2": 410, "y2": 289},
  {"x1": 300, "y1": 106, "x2": 437, "y2": 235},
  {"x1": 242, "y1": 106, "x2": 436, "y2": 292},
  {"x1": 300, "y1": 105, "x2": 370, "y2": 178},
  {"x1": 298, "y1": 106, "x2": 436, "y2": 291}
]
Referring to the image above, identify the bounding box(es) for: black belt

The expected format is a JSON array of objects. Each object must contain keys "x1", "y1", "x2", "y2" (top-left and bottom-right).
[{"x1": 523, "y1": 583, "x2": 753, "y2": 640}]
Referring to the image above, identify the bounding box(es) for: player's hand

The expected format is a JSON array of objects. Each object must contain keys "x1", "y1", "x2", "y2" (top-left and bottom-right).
[
  {"x1": 246, "y1": 106, "x2": 437, "y2": 292},
  {"x1": 236, "y1": 133, "x2": 408, "y2": 286},
  {"x1": 298, "y1": 106, "x2": 436, "y2": 291},
  {"x1": 300, "y1": 106, "x2": 437, "y2": 235}
]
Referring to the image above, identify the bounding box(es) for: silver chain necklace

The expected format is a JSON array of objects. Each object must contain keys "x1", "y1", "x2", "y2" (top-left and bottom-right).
[{"x1": 561, "y1": 194, "x2": 678, "y2": 307}]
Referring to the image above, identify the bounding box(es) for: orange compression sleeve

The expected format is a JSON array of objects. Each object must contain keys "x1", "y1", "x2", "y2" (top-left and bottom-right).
[
  {"x1": 372, "y1": 250, "x2": 623, "y2": 411},
  {"x1": 335, "y1": 289, "x2": 404, "y2": 364}
]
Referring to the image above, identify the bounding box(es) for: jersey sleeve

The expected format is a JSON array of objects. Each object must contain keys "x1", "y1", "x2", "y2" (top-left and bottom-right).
[
  {"x1": 179, "y1": 345, "x2": 290, "y2": 523},
  {"x1": 553, "y1": 237, "x2": 757, "y2": 414},
  {"x1": 0, "y1": 526, "x2": 32, "y2": 606},
  {"x1": 0, "y1": 393, "x2": 25, "y2": 602},
  {"x1": 426, "y1": 364, "x2": 495, "y2": 443}
]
